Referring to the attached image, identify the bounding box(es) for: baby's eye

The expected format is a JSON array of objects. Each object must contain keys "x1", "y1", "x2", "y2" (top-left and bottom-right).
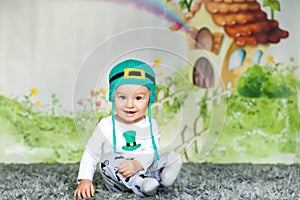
[
  {"x1": 119, "y1": 96, "x2": 126, "y2": 100},
  {"x1": 136, "y1": 96, "x2": 142, "y2": 100}
]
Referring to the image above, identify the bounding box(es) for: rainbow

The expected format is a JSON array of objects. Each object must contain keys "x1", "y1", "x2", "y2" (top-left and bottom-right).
[{"x1": 98, "y1": 0, "x2": 195, "y2": 37}]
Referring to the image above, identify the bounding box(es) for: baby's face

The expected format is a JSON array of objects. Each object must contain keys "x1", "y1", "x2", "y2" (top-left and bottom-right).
[{"x1": 114, "y1": 84, "x2": 150, "y2": 124}]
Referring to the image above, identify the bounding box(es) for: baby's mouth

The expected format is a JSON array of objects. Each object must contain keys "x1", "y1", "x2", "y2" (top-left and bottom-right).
[{"x1": 125, "y1": 111, "x2": 136, "y2": 114}]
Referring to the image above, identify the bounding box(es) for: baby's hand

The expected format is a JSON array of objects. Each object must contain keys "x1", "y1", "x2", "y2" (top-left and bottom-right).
[
  {"x1": 74, "y1": 179, "x2": 95, "y2": 199},
  {"x1": 118, "y1": 160, "x2": 143, "y2": 178}
]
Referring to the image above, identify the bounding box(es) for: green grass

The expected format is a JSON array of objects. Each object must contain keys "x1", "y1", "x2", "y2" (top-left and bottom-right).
[
  {"x1": 0, "y1": 94, "x2": 83, "y2": 163},
  {"x1": 201, "y1": 90, "x2": 300, "y2": 163}
]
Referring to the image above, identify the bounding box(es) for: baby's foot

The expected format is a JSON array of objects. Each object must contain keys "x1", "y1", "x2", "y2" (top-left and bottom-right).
[
  {"x1": 161, "y1": 152, "x2": 182, "y2": 187},
  {"x1": 141, "y1": 178, "x2": 159, "y2": 196}
]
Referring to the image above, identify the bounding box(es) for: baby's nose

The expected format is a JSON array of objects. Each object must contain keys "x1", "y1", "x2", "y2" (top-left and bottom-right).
[{"x1": 126, "y1": 99, "x2": 134, "y2": 107}]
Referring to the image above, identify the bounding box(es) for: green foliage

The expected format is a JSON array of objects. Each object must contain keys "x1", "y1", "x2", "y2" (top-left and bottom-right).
[
  {"x1": 199, "y1": 91, "x2": 208, "y2": 120},
  {"x1": 263, "y1": 0, "x2": 281, "y2": 19},
  {"x1": 237, "y1": 61, "x2": 298, "y2": 99},
  {"x1": 262, "y1": 74, "x2": 293, "y2": 98},
  {"x1": 237, "y1": 65, "x2": 266, "y2": 98},
  {"x1": 263, "y1": 0, "x2": 281, "y2": 11},
  {"x1": 152, "y1": 69, "x2": 190, "y2": 125},
  {"x1": 178, "y1": 0, "x2": 194, "y2": 12},
  {"x1": 0, "y1": 94, "x2": 83, "y2": 163},
  {"x1": 202, "y1": 90, "x2": 300, "y2": 163},
  {"x1": 199, "y1": 58, "x2": 299, "y2": 163}
]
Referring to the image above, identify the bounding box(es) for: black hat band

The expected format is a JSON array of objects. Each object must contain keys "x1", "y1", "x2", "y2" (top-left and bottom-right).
[{"x1": 109, "y1": 72, "x2": 155, "y2": 84}]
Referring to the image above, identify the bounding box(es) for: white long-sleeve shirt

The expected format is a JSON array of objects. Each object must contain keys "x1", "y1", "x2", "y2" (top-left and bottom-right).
[{"x1": 77, "y1": 116, "x2": 160, "y2": 181}]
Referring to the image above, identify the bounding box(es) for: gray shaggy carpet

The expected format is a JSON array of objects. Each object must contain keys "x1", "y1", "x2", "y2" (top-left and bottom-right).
[{"x1": 0, "y1": 163, "x2": 299, "y2": 200}]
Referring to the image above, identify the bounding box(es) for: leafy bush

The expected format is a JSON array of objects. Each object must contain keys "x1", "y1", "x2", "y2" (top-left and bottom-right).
[
  {"x1": 262, "y1": 74, "x2": 293, "y2": 98},
  {"x1": 237, "y1": 61, "x2": 298, "y2": 99},
  {"x1": 237, "y1": 65, "x2": 266, "y2": 97}
]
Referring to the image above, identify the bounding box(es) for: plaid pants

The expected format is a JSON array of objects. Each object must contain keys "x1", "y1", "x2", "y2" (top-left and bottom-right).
[{"x1": 99, "y1": 151, "x2": 168, "y2": 197}]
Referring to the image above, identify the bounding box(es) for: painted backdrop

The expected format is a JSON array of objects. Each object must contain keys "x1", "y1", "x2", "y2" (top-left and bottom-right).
[{"x1": 0, "y1": 0, "x2": 299, "y2": 164}]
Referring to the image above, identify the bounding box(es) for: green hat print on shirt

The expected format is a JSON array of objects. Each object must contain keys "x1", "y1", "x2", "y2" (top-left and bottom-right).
[{"x1": 122, "y1": 130, "x2": 141, "y2": 151}]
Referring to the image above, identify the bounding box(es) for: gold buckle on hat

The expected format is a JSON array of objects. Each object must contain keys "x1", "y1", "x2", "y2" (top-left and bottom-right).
[{"x1": 124, "y1": 68, "x2": 146, "y2": 79}]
